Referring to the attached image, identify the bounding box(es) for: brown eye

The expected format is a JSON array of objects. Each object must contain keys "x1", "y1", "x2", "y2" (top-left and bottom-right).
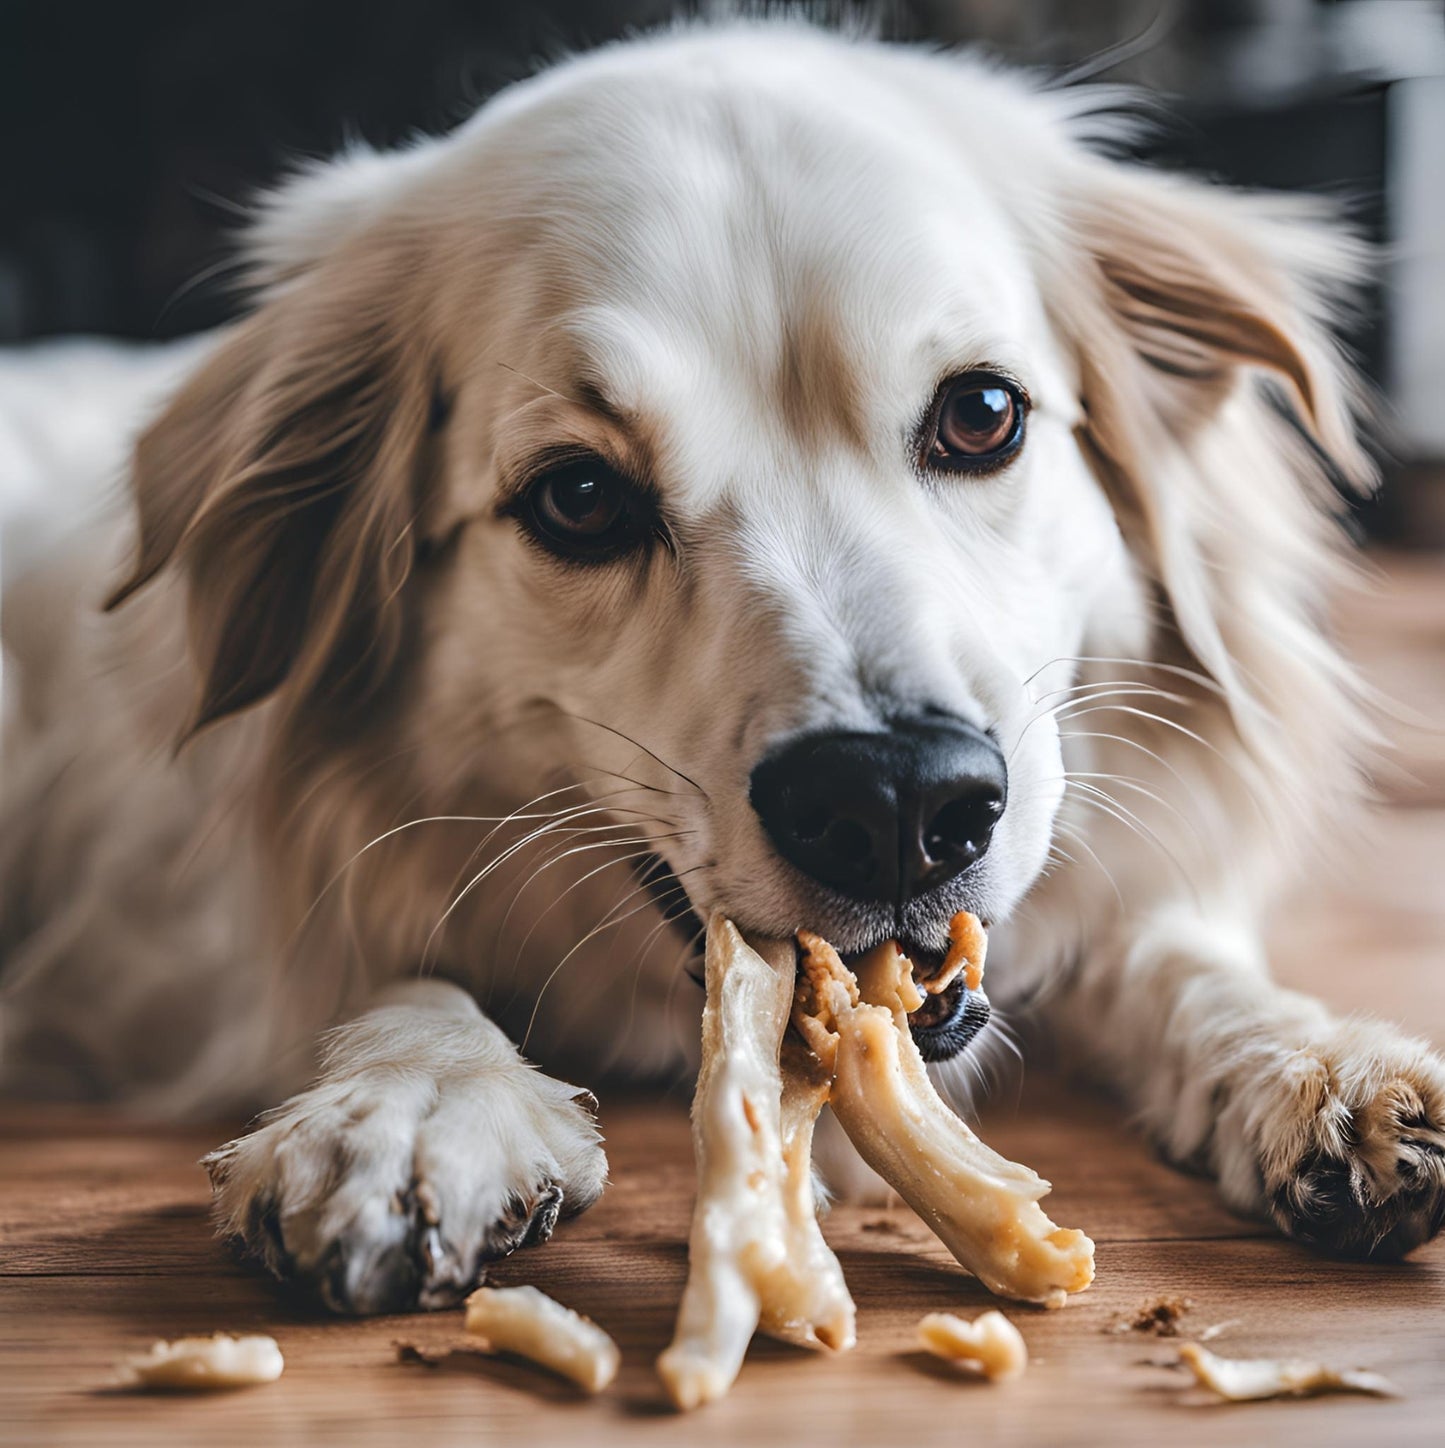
[
  {"x1": 927, "y1": 373, "x2": 1026, "y2": 472},
  {"x1": 516, "y1": 456, "x2": 659, "y2": 562}
]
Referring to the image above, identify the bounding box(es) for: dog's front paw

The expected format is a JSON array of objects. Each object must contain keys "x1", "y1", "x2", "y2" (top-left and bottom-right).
[
  {"x1": 202, "y1": 1031, "x2": 606, "y2": 1314},
  {"x1": 1228, "y1": 1021, "x2": 1445, "y2": 1260}
]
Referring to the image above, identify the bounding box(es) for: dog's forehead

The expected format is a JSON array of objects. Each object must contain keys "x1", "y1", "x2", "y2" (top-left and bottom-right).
[{"x1": 489, "y1": 53, "x2": 1058, "y2": 508}]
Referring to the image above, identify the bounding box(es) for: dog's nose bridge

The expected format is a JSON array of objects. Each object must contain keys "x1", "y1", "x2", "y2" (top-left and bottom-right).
[{"x1": 734, "y1": 498, "x2": 996, "y2": 723}]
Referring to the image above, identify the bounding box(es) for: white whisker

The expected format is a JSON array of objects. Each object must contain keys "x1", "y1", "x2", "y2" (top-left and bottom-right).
[
  {"x1": 1023, "y1": 653, "x2": 1228, "y2": 699},
  {"x1": 520, "y1": 887, "x2": 689, "y2": 1053},
  {"x1": 1060, "y1": 725, "x2": 1271, "y2": 830},
  {"x1": 289, "y1": 777, "x2": 628, "y2": 944},
  {"x1": 1064, "y1": 788, "x2": 1200, "y2": 905},
  {"x1": 503, "y1": 832, "x2": 697, "y2": 978},
  {"x1": 1063, "y1": 770, "x2": 1206, "y2": 849},
  {"x1": 1051, "y1": 821, "x2": 1125, "y2": 907},
  {"x1": 421, "y1": 807, "x2": 668, "y2": 967},
  {"x1": 490, "y1": 835, "x2": 655, "y2": 949},
  {"x1": 431, "y1": 781, "x2": 674, "y2": 916},
  {"x1": 1010, "y1": 682, "x2": 1192, "y2": 761}
]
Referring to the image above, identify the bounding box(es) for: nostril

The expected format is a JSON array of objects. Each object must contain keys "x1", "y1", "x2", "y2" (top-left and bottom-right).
[
  {"x1": 792, "y1": 803, "x2": 830, "y2": 843},
  {"x1": 923, "y1": 792, "x2": 1001, "y2": 864}
]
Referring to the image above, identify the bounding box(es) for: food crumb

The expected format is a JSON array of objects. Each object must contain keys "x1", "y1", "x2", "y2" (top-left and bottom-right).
[
  {"x1": 1110, "y1": 1295, "x2": 1194, "y2": 1336},
  {"x1": 861, "y1": 1217, "x2": 907, "y2": 1235},
  {"x1": 917, "y1": 1310, "x2": 1027, "y2": 1382},
  {"x1": 120, "y1": 1333, "x2": 284, "y2": 1390},
  {"x1": 394, "y1": 1341, "x2": 454, "y2": 1368},
  {"x1": 1176, "y1": 1341, "x2": 1400, "y2": 1402}
]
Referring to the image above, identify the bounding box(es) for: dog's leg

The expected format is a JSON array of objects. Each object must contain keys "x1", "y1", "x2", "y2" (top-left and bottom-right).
[
  {"x1": 1040, "y1": 907, "x2": 1445, "y2": 1259},
  {"x1": 202, "y1": 979, "x2": 607, "y2": 1314}
]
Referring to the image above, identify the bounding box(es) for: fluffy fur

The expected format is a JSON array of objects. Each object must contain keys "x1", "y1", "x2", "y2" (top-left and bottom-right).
[{"x1": 3, "y1": 19, "x2": 1443, "y2": 1310}]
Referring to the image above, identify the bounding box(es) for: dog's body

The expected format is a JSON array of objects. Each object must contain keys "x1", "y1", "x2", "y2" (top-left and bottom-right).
[{"x1": 4, "y1": 20, "x2": 1444, "y2": 1312}]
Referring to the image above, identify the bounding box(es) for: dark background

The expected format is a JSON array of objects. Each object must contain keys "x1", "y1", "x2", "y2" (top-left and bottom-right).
[{"x1": 2, "y1": 1, "x2": 1441, "y2": 533}]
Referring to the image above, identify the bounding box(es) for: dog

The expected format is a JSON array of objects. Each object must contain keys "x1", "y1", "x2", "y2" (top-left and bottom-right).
[{"x1": 3, "y1": 18, "x2": 1443, "y2": 1314}]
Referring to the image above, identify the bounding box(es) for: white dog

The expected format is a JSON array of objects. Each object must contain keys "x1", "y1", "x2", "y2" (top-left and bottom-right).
[{"x1": 3, "y1": 18, "x2": 1443, "y2": 1314}]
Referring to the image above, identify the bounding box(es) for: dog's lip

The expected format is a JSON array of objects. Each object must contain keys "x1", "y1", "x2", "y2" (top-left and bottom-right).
[
  {"x1": 856, "y1": 932, "x2": 989, "y2": 1053},
  {"x1": 907, "y1": 976, "x2": 992, "y2": 1061},
  {"x1": 905, "y1": 970, "x2": 968, "y2": 1028}
]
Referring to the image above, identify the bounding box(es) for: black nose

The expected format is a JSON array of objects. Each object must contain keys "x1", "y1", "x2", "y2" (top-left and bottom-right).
[{"x1": 749, "y1": 718, "x2": 1007, "y2": 906}]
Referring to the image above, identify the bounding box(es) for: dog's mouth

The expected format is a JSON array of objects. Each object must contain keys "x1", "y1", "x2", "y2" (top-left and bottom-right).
[
  {"x1": 902, "y1": 965, "x2": 992, "y2": 1061},
  {"x1": 634, "y1": 853, "x2": 990, "y2": 1061},
  {"x1": 866, "y1": 932, "x2": 993, "y2": 1063}
]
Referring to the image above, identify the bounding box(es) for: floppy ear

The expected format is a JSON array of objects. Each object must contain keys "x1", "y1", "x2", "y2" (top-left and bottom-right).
[
  {"x1": 107, "y1": 258, "x2": 436, "y2": 738},
  {"x1": 1068, "y1": 165, "x2": 1370, "y2": 473},
  {"x1": 1043, "y1": 157, "x2": 1375, "y2": 781}
]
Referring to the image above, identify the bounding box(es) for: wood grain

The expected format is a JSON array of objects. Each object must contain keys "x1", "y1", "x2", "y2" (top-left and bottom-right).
[{"x1": 3, "y1": 550, "x2": 1443, "y2": 1447}]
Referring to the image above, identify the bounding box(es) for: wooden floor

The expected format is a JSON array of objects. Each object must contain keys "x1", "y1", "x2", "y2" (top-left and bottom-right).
[{"x1": 3, "y1": 551, "x2": 1443, "y2": 1448}]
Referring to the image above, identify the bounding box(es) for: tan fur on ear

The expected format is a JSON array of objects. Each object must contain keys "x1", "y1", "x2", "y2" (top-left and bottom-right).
[
  {"x1": 1068, "y1": 167, "x2": 1372, "y2": 488},
  {"x1": 105, "y1": 322, "x2": 272, "y2": 615},
  {"x1": 1041, "y1": 156, "x2": 1377, "y2": 841},
  {"x1": 108, "y1": 254, "x2": 435, "y2": 738}
]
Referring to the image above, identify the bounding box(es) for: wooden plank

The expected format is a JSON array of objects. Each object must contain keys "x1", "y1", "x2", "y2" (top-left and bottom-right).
[{"x1": 2, "y1": 1089, "x2": 1441, "y2": 1448}]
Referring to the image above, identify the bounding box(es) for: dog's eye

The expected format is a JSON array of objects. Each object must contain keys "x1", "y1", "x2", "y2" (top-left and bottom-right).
[
  {"x1": 925, "y1": 374, "x2": 1027, "y2": 473},
  {"x1": 516, "y1": 457, "x2": 657, "y2": 561}
]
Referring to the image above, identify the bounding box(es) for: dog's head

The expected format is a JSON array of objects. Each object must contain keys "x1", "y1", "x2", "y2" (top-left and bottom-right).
[{"x1": 111, "y1": 24, "x2": 1370, "y2": 1052}]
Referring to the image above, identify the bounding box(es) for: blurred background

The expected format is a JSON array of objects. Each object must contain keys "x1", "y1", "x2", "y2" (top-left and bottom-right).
[{"x1": 2, "y1": 0, "x2": 1443, "y2": 539}]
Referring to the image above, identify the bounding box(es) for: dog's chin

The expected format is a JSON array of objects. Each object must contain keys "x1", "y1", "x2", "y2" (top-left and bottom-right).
[{"x1": 635, "y1": 854, "x2": 991, "y2": 1063}]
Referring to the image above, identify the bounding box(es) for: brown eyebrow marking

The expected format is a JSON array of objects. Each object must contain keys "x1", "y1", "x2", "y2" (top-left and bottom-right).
[
  {"x1": 572, "y1": 376, "x2": 630, "y2": 429},
  {"x1": 494, "y1": 360, "x2": 631, "y2": 431},
  {"x1": 490, "y1": 356, "x2": 656, "y2": 515},
  {"x1": 494, "y1": 360, "x2": 572, "y2": 403},
  {"x1": 774, "y1": 287, "x2": 868, "y2": 454}
]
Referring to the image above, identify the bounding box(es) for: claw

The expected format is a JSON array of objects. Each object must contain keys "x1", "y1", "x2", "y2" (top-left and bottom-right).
[
  {"x1": 520, "y1": 1183, "x2": 565, "y2": 1247},
  {"x1": 418, "y1": 1222, "x2": 446, "y2": 1276},
  {"x1": 415, "y1": 1221, "x2": 475, "y2": 1310},
  {"x1": 479, "y1": 1183, "x2": 565, "y2": 1263},
  {"x1": 1274, "y1": 1148, "x2": 1445, "y2": 1261},
  {"x1": 247, "y1": 1195, "x2": 293, "y2": 1279},
  {"x1": 200, "y1": 1142, "x2": 236, "y2": 1190}
]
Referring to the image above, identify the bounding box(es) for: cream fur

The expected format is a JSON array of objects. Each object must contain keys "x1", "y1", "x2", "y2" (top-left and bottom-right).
[{"x1": 3, "y1": 18, "x2": 1442, "y2": 1310}]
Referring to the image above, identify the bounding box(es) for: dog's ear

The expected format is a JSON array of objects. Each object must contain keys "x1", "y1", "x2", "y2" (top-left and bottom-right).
[
  {"x1": 1066, "y1": 166, "x2": 1371, "y2": 480},
  {"x1": 1044, "y1": 158, "x2": 1375, "y2": 758},
  {"x1": 107, "y1": 257, "x2": 435, "y2": 738}
]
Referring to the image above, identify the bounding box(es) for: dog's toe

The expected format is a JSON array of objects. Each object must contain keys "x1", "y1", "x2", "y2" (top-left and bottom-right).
[
  {"x1": 1260, "y1": 1029, "x2": 1445, "y2": 1261},
  {"x1": 408, "y1": 1179, "x2": 568, "y2": 1310},
  {"x1": 318, "y1": 1221, "x2": 422, "y2": 1315},
  {"x1": 482, "y1": 1181, "x2": 566, "y2": 1259},
  {"x1": 1271, "y1": 1148, "x2": 1445, "y2": 1260},
  {"x1": 204, "y1": 1065, "x2": 606, "y2": 1315},
  {"x1": 305, "y1": 1167, "x2": 582, "y2": 1315},
  {"x1": 243, "y1": 1191, "x2": 294, "y2": 1279}
]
